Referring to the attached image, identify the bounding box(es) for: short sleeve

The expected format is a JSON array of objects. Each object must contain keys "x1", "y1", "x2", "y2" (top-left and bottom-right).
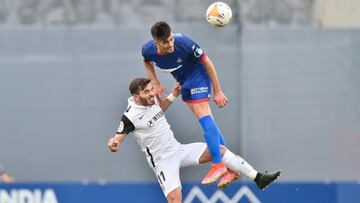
[
  {"x1": 116, "y1": 115, "x2": 135, "y2": 134},
  {"x1": 181, "y1": 35, "x2": 206, "y2": 64},
  {"x1": 142, "y1": 42, "x2": 152, "y2": 63}
]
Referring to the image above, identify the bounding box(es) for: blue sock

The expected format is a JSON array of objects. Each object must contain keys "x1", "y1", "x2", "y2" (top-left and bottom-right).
[
  {"x1": 218, "y1": 130, "x2": 226, "y2": 146},
  {"x1": 199, "y1": 115, "x2": 222, "y2": 163},
  {"x1": 214, "y1": 121, "x2": 226, "y2": 146}
]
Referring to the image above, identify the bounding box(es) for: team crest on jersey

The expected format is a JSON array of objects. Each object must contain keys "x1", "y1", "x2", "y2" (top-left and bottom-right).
[
  {"x1": 176, "y1": 57, "x2": 182, "y2": 64},
  {"x1": 194, "y1": 47, "x2": 204, "y2": 58},
  {"x1": 118, "y1": 121, "x2": 124, "y2": 132}
]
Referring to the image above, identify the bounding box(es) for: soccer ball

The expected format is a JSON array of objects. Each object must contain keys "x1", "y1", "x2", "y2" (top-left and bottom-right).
[{"x1": 206, "y1": 2, "x2": 232, "y2": 27}]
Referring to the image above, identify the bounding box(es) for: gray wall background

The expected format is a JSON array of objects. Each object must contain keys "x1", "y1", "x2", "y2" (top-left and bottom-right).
[
  {"x1": 0, "y1": 25, "x2": 359, "y2": 182},
  {"x1": 0, "y1": 0, "x2": 313, "y2": 26}
]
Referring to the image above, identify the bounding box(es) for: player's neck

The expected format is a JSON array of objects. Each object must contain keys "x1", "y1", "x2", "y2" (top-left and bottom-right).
[
  {"x1": 133, "y1": 98, "x2": 152, "y2": 107},
  {"x1": 156, "y1": 46, "x2": 170, "y2": 56}
]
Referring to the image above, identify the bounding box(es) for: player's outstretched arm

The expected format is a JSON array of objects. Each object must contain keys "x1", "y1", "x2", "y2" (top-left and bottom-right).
[
  {"x1": 108, "y1": 134, "x2": 126, "y2": 152},
  {"x1": 202, "y1": 56, "x2": 228, "y2": 108},
  {"x1": 156, "y1": 82, "x2": 181, "y2": 112},
  {"x1": 1, "y1": 173, "x2": 15, "y2": 183},
  {"x1": 143, "y1": 60, "x2": 166, "y2": 96}
]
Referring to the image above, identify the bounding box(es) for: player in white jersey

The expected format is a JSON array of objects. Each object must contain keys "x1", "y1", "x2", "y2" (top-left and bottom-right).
[{"x1": 108, "y1": 78, "x2": 281, "y2": 203}]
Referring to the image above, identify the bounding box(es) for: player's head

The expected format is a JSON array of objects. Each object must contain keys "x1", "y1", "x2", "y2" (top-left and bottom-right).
[
  {"x1": 129, "y1": 78, "x2": 155, "y2": 106},
  {"x1": 151, "y1": 21, "x2": 174, "y2": 54}
]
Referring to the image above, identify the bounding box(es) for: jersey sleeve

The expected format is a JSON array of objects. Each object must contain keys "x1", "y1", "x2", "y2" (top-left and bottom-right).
[
  {"x1": 181, "y1": 35, "x2": 207, "y2": 64},
  {"x1": 116, "y1": 114, "x2": 135, "y2": 134},
  {"x1": 141, "y1": 41, "x2": 152, "y2": 62}
]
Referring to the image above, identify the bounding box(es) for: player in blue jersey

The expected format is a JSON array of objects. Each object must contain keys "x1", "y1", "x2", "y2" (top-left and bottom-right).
[{"x1": 142, "y1": 21, "x2": 233, "y2": 185}]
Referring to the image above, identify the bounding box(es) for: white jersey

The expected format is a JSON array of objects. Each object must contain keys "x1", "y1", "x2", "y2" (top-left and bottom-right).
[{"x1": 117, "y1": 97, "x2": 181, "y2": 168}]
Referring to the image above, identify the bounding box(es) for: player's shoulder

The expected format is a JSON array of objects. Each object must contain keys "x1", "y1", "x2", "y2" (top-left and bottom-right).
[
  {"x1": 123, "y1": 105, "x2": 140, "y2": 122},
  {"x1": 174, "y1": 33, "x2": 192, "y2": 43},
  {"x1": 142, "y1": 39, "x2": 156, "y2": 59},
  {"x1": 173, "y1": 32, "x2": 183, "y2": 38},
  {"x1": 174, "y1": 33, "x2": 197, "y2": 51},
  {"x1": 142, "y1": 40, "x2": 156, "y2": 52}
]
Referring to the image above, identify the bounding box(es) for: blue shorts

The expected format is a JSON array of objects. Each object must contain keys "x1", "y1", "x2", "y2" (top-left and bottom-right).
[{"x1": 181, "y1": 70, "x2": 211, "y2": 103}]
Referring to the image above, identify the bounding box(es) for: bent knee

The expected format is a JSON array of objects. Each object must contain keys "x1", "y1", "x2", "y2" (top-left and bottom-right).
[
  {"x1": 167, "y1": 188, "x2": 182, "y2": 203},
  {"x1": 220, "y1": 145, "x2": 227, "y2": 156},
  {"x1": 167, "y1": 195, "x2": 181, "y2": 203}
]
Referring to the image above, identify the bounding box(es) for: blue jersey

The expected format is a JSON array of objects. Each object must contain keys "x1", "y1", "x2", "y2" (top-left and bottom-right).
[
  {"x1": 142, "y1": 33, "x2": 211, "y2": 103},
  {"x1": 142, "y1": 33, "x2": 208, "y2": 85}
]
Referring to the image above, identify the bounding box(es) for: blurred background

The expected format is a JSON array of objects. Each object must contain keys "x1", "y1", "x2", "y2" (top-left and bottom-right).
[{"x1": 0, "y1": 0, "x2": 359, "y2": 202}]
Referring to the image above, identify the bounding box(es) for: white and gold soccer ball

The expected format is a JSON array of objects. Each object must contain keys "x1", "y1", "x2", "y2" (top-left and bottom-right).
[{"x1": 206, "y1": 2, "x2": 232, "y2": 27}]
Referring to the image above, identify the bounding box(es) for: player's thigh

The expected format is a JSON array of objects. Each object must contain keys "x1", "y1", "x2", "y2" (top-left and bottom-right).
[
  {"x1": 186, "y1": 102, "x2": 212, "y2": 119},
  {"x1": 155, "y1": 158, "x2": 181, "y2": 198},
  {"x1": 179, "y1": 142, "x2": 208, "y2": 167}
]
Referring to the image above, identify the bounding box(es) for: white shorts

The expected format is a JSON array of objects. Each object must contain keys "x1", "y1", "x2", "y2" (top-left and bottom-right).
[{"x1": 152, "y1": 142, "x2": 207, "y2": 197}]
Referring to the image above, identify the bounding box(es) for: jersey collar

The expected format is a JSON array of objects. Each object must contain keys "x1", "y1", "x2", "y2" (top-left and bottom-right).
[{"x1": 128, "y1": 97, "x2": 153, "y2": 109}]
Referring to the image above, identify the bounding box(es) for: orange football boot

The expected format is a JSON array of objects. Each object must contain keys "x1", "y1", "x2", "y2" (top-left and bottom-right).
[
  {"x1": 217, "y1": 169, "x2": 240, "y2": 189},
  {"x1": 201, "y1": 162, "x2": 228, "y2": 185}
]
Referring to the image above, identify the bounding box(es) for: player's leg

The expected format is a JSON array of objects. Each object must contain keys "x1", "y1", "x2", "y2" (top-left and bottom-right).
[
  {"x1": 221, "y1": 146, "x2": 281, "y2": 190},
  {"x1": 187, "y1": 102, "x2": 227, "y2": 184},
  {"x1": 187, "y1": 102, "x2": 222, "y2": 163},
  {"x1": 179, "y1": 142, "x2": 236, "y2": 189},
  {"x1": 179, "y1": 142, "x2": 208, "y2": 167},
  {"x1": 219, "y1": 131, "x2": 225, "y2": 145},
  {"x1": 154, "y1": 157, "x2": 182, "y2": 202},
  {"x1": 213, "y1": 120, "x2": 231, "y2": 187},
  {"x1": 179, "y1": 142, "x2": 235, "y2": 189},
  {"x1": 193, "y1": 145, "x2": 238, "y2": 188},
  {"x1": 166, "y1": 187, "x2": 182, "y2": 203},
  {"x1": 199, "y1": 146, "x2": 281, "y2": 190},
  {"x1": 214, "y1": 122, "x2": 226, "y2": 145},
  {"x1": 181, "y1": 75, "x2": 227, "y2": 184}
]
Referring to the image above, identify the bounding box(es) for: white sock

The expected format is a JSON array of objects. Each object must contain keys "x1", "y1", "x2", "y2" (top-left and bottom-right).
[{"x1": 222, "y1": 149, "x2": 258, "y2": 180}]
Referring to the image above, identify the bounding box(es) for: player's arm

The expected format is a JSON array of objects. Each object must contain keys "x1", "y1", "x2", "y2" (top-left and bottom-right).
[
  {"x1": 108, "y1": 114, "x2": 135, "y2": 152},
  {"x1": 2, "y1": 173, "x2": 15, "y2": 183},
  {"x1": 202, "y1": 56, "x2": 228, "y2": 107},
  {"x1": 143, "y1": 60, "x2": 159, "y2": 84},
  {"x1": 143, "y1": 60, "x2": 166, "y2": 96},
  {"x1": 0, "y1": 163, "x2": 15, "y2": 183},
  {"x1": 108, "y1": 133, "x2": 126, "y2": 152},
  {"x1": 185, "y1": 35, "x2": 228, "y2": 107},
  {"x1": 156, "y1": 82, "x2": 181, "y2": 112}
]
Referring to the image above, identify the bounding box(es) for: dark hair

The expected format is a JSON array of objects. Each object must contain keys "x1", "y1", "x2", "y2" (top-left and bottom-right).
[
  {"x1": 151, "y1": 21, "x2": 171, "y2": 41},
  {"x1": 129, "y1": 78, "x2": 151, "y2": 95}
]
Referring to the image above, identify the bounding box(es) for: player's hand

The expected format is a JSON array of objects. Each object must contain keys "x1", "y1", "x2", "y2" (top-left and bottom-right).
[
  {"x1": 1, "y1": 173, "x2": 15, "y2": 183},
  {"x1": 108, "y1": 137, "x2": 120, "y2": 152},
  {"x1": 214, "y1": 90, "x2": 228, "y2": 108},
  {"x1": 153, "y1": 82, "x2": 167, "y2": 98},
  {"x1": 172, "y1": 82, "x2": 181, "y2": 97}
]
